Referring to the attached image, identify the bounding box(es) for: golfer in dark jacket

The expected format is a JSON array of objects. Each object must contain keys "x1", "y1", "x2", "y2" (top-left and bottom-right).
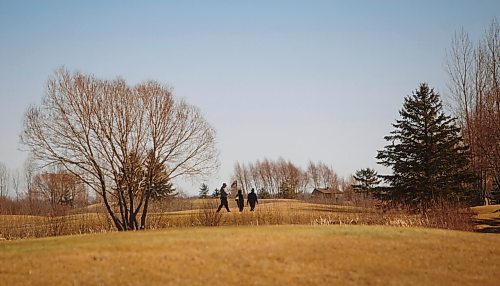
[
  {"x1": 235, "y1": 190, "x2": 244, "y2": 212},
  {"x1": 247, "y1": 188, "x2": 258, "y2": 211},
  {"x1": 216, "y1": 183, "x2": 231, "y2": 212}
]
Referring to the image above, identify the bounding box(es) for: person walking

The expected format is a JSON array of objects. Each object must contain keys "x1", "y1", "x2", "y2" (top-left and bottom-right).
[
  {"x1": 216, "y1": 183, "x2": 231, "y2": 212},
  {"x1": 235, "y1": 189, "x2": 244, "y2": 212},
  {"x1": 247, "y1": 188, "x2": 259, "y2": 211}
]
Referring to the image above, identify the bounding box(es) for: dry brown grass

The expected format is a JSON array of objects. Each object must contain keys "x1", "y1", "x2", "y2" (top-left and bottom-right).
[
  {"x1": 472, "y1": 204, "x2": 500, "y2": 233},
  {"x1": 0, "y1": 199, "x2": 485, "y2": 240},
  {"x1": 0, "y1": 225, "x2": 499, "y2": 286},
  {"x1": 0, "y1": 212, "x2": 114, "y2": 240}
]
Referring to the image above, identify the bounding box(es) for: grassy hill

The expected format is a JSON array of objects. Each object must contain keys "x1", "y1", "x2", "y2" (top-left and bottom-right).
[
  {"x1": 471, "y1": 204, "x2": 500, "y2": 233},
  {"x1": 1, "y1": 225, "x2": 499, "y2": 286}
]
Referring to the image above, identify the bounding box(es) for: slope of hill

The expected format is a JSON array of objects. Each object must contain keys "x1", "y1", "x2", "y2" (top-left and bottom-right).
[
  {"x1": 1, "y1": 225, "x2": 499, "y2": 286},
  {"x1": 472, "y1": 204, "x2": 500, "y2": 233}
]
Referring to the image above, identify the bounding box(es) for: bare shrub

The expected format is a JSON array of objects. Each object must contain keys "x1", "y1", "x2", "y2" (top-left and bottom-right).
[
  {"x1": 375, "y1": 201, "x2": 474, "y2": 231},
  {"x1": 190, "y1": 199, "x2": 222, "y2": 226},
  {"x1": 421, "y1": 202, "x2": 474, "y2": 231}
]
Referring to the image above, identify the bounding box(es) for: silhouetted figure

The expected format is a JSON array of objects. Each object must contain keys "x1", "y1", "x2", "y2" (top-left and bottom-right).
[
  {"x1": 216, "y1": 183, "x2": 230, "y2": 212},
  {"x1": 235, "y1": 189, "x2": 244, "y2": 212},
  {"x1": 247, "y1": 188, "x2": 259, "y2": 211}
]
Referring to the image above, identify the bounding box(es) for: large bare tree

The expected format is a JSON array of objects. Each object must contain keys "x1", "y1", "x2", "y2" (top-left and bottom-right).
[
  {"x1": 446, "y1": 19, "x2": 500, "y2": 203},
  {"x1": 21, "y1": 68, "x2": 219, "y2": 230}
]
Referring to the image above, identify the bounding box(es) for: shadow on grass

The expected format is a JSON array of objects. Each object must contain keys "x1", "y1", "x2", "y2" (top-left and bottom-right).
[{"x1": 475, "y1": 218, "x2": 500, "y2": 233}]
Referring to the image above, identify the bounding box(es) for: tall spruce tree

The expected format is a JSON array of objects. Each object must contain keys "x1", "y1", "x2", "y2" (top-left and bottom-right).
[{"x1": 376, "y1": 83, "x2": 474, "y2": 212}]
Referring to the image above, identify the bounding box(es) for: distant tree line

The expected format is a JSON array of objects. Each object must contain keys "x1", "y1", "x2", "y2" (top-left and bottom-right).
[
  {"x1": 0, "y1": 159, "x2": 91, "y2": 215},
  {"x1": 231, "y1": 159, "x2": 352, "y2": 199}
]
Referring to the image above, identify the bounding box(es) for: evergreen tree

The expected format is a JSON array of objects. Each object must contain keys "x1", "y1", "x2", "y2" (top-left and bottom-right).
[
  {"x1": 376, "y1": 83, "x2": 475, "y2": 212},
  {"x1": 150, "y1": 180, "x2": 176, "y2": 200},
  {"x1": 145, "y1": 154, "x2": 177, "y2": 200},
  {"x1": 199, "y1": 183, "x2": 209, "y2": 198},
  {"x1": 352, "y1": 168, "x2": 380, "y2": 194},
  {"x1": 211, "y1": 188, "x2": 220, "y2": 198}
]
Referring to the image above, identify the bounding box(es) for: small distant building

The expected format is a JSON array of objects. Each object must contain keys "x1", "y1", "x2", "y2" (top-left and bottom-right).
[{"x1": 311, "y1": 188, "x2": 343, "y2": 201}]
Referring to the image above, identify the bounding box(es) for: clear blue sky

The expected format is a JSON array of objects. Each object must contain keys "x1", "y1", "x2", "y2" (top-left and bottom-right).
[{"x1": 1, "y1": 1, "x2": 499, "y2": 194}]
